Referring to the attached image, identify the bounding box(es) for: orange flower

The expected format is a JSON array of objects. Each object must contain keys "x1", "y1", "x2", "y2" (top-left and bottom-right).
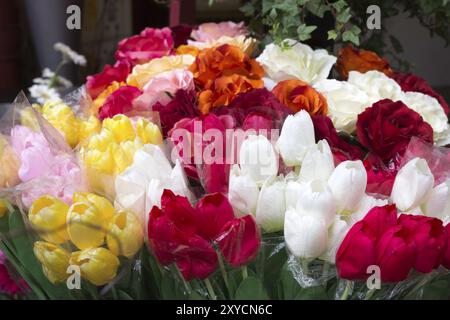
[
  {"x1": 336, "y1": 45, "x2": 393, "y2": 79},
  {"x1": 198, "y1": 74, "x2": 263, "y2": 114},
  {"x1": 190, "y1": 44, "x2": 264, "y2": 91},
  {"x1": 272, "y1": 80, "x2": 328, "y2": 115}
]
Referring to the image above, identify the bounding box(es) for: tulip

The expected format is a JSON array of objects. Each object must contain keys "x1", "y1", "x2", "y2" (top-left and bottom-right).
[
  {"x1": 111, "y1": 140, "x2": 143, "y2": 174},
  {"x1": 296, "y1": 179, "x2": 336, "y2": 227},
  {"x1": 78, "y1": 116, "x2": 101, "y2": 145},
  {"x1": 375, "y1": 225, "x2": 415, "y2": 282},
  {"x1": 33, "y1": 241, "x2": 71, "y2": 284},
  {"x1": 255, "y1": 176, "x2": 286, "y2": 232},
  {"x1": 41, "y1": 102, "x2": 80, "y2": 148},
  {"x1": 29, "y1": 195, "x2": 70, "y2": 244},
  {"x1": 328, "y1": 160, "x2": 367, "y2": 214},
  {"x1": 135, "y1": 118, "x2": 163, "y2": 145},
  {"x1": 239, "y1": 135, "x2": 278, "y2": 186},
  {"x1": 87, "y1": 128, "x2": 115, "y2": 151},
  {"x1": 347, "y1": 195, "x2": 389, "y2": 226},
  {"x1": 228, "y1": 165, "x2": 259, "y2": 215},
  {"x1": 299, "y1": 140, "x2": 334, "y2": 183},
  {"x1": 321, "y1": 216, "x2": 349, "y2": 264},
  {"x1": 102, "y1": 115, "x2": 136, "y2": 142},
  {"x1": 67, "y1": 193, "x2": 115, "y2": 250},
  {"x1": 107, "y1": 210, "x2": 144, "y2": 258},
  {"x1": 276, "y1": 110, "x2": 315, "y2": 166},
  {"x1": 422, "y1": 179, "x2": 450, "y2": 223},
  {"x1": 284, "y1": 208, "x2": 328, "y2": 259},
  {"x1": 442, "y1": 223, "x2": 450, "y2": 269},
  {"x1": 70, "y1": 247, "x2": 120, "y2": 286},
  {"x1": 398, "y1": 214, "x2": 447, "y2": 273},
  {"x1": 391, "y1": 158, "x2": 434, "y2": 212},
  {"x1": 285, "y1": 178, "x2": 303, "y2": 210}
]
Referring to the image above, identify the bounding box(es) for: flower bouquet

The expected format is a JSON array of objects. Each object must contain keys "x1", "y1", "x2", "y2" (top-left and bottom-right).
[{"x1": 0, "y1": 20, "x2": 449, "y2": 300}]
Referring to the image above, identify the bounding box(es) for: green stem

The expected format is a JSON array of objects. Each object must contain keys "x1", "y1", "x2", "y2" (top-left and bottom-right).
[
  {"x1": 321, "y1": 261, "x2": 329, "y2": 282},
  {"x1": 242, "y1": 265, "x2": 248, "y2": 280},
  {"x1": 340, "y1": 280, "x2": 352, "y2": 300},
  {"x1": 204, "y1": 278, "x2": 217, "y2": 300},
  {"x1": 301, "y1": 258, "x2": 309, "y2": 275},
  {"x1": 176, "y1": 266, "x2": 191, "y2": 294},
  {"x1": 364, "y1": 288, "x2": 376, "y2": 300},
  {"x1": 49, "y1": 61, "x2": 66, "y2": 88},
  {"x1": 218, "y1": 254, "x2": 231, "y2": 296}
]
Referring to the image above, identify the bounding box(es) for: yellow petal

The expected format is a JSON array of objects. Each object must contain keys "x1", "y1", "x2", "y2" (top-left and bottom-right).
[
  {"x1": 136, "y1": 118, "x2": 163, "y2": 145},
  {"x1": 33, "y1": 241, "x2": 71, "y2": 284},
  {"x1": 107, "y1": 211, "x2": 143, "y2": 258},
  {"x1": 103, "y1": 115, "x2": 135, "y2": 143}
]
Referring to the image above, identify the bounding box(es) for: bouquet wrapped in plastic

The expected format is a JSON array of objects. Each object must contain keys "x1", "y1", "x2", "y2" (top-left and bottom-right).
[{"x1": 0, "y1": 20, "x2": 449, "y2": 300}]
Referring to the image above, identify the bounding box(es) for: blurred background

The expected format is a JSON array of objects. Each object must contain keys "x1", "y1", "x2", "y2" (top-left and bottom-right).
[{"x1": 0, "y1": 0, "x2": 449, "y2": 103}]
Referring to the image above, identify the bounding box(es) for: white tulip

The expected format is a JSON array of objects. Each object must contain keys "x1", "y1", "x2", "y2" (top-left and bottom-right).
[
  {"x1": 239, "y1": 135, "x2": 278, "y2": 186},
  {"x1": 299, "y1": 140, "x2": 335, "y2": 183},
  {"x1": 285, "y1": 179, "x2": 304, "y2": 210},
  {"x1": 328, "y1": 160, "x2": 367, "y2": 213},
  {"x1": 228, "y1": 165, "x2": 259, "y2": 215},
  {"x1": 347, "y1": 194, "x2": 389, "y2": 226},
  {"x1": 422, "y1": 179, "x2": 450, "y2": 223},
  {"x1": 321, "y1": 216, "x2": 350, "y2": 264},
  {"x1": 296, "y1": 179, "x2": 336, "y2": 227},
  {"x1": 284, "y1": 208, "x2": 328, "y2": 259},
  {"x1": 255, "y1": 176, "x2": 286, "y2": 232},
  {"x1": 276, "y1": 110, "x2": 315, "y2": 166},
  {"x1": 391, "y1": 158, "x2": 434, "y2": 212}
]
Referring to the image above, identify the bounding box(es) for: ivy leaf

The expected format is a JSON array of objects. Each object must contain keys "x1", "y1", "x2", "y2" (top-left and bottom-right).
[
  {"x1": 336, "y1": 7, "x2": 351, "y2": 24},
  {"x1": 331, "y1": 0, "x2": 348, "y2": 12},
  {"x1": 328, "y1": 30, "x2": 338, "y2": 40},
  {"x1": 343, "y1": 30, "x2": 360, "y2": 46},
  {"x1": 297, "y1": 24, "x2": 317, "y2": 41}
]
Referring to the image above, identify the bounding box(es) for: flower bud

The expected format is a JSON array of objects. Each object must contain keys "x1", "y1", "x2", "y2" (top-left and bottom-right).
[
  {"x1": 391, "y1": 158, "x2": 434, "y2": 211},
  {"x1": 70, "y1": 247, "x2": 119, "y2": 286},
  {"x1": 239, "y1": 135, "x2": 278, "y2": 186},
  {"x1": 328, "y1": 160, "x2": 367, "y2": 214},
  {"x1": 107, "y1": 211, "x2": 144, "y2": 258},
  {"x1": 67, "y1": 193, "x2": 115, "y2": 250},
  {"x1": 255, "y1": 176, "x2": 286, "y2": 232},
  {"x1": 29, "y1": 195, "x2": 70, "y2": 244},
  {"x1": 299, "y1": 139, "x2": 334, "y2": 183},
  {"x1": 421, "y1": 179, "x2": 450, "y2": 223},
  {"x1": 135, "y1": 118, "x2": 163, "y2": 145},
  {"x1": 33, "y1": 241, "x2": 71, "y2": 284},
  {"x1": 228, "y1": 165, "x2": 259, "y2": 215},
  {"x1": 102, "y1": 115, "x2": 135, "y2": 142},
  {"x1": 79, "y1": 116, "x2": 101, "y2": 145},
  {"x1": 41, "y1": 102, "x2": 80, "y2": 148},
  {"x1": 276, "y1": 110, "x2": 315, "y2": 166},
  {"x1": 284, "y1": 208, "x2": 328, "y2": 259}
]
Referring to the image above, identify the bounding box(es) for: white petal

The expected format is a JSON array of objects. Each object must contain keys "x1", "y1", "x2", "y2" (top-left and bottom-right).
[
  {"x1": 422, "y1": 179, "x2": 450, "y2": 222},
  {"x1": 228, "y1": 164, "x2": 259, "y2": 215},
  {"x1": 255, "y1": 176, "x2": 286, "y2": 232},
  {"x1": 299, "y1": 140, "x2": 335, "y2": 183}
]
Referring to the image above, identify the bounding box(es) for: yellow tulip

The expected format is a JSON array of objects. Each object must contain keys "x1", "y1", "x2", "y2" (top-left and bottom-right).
[
  {"x1": 84, "y1": 148, "x2": 115, "y2": 174},
  {"x1": 33, "y1": 241, "x2": 71, "y2": 284},
  {"x1": 79, "y1": 116, "x2": 101, "y2": 145},
  {"x1": 107, "y1": 211, "x2": 144, "y2": 258},
  {"x1": 87, "y1": 128, "x2": 115, "y2": 152},
  {"x1": 41, "y1": 102, "x2": 80, "y2": 148},
  {"x1": 92, "y1": 81, "x2": 125, "y2": 111},
  {"x1": 0, "y1": 137, "x2": 20, "y2": 188},
  {"x1": 29, "y1": 196, "x2": 69, "y2": 244},
  {"x1": 67, "y1": 193, "x2": 114, "y2": 249},
  {"x1": 103, "y1": 115, "x2": 135, "y2": 143},
  {"x1": 70, "y1": 247, "x2": 119, "y2": 286},
  {"x1": 126, "y1": 54, "x2": 195, "y2": 89},
  {"x1": 0, "y1": 199, "x2": 12, "y2": 217},
  {"x1": 136, "y1": 118, "x2": 163, "y2": 145},
  {"x1": 112, "y1": 140, "x2": 142, "y2": 174}
]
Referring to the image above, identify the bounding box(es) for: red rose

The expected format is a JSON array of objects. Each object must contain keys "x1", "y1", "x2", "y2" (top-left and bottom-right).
[
  {"x1": 311, "y1": 115, "x2": 365, "y2": 164},
  {"x1": 98, "y1": 86, "x2": 142, "y2": 120},
  {"x1": 217, "y1": 215, "x2": 261, "y2": 267},
  {"x1": 398, "y1": 214, "x2": 447, "y2": 273},
  {"x1": 356, "y1": 99, "x2": 434, "y2": 163},
  {"x1": 364, "y1": 154, "x2": 399, "y2": 196},
  {"x1": 392, "y1": 73, "x2": 449, "y2": 115},
  {"x1": 86, "y1": 60, "x2": 131, "y2": 100},
  {"x1": 152, "y1": 90, "x2": 200, "y2": 137},
  {"x1": 442, "y1": 223, "x2": 450, "y2": 269},
  {"x1": 336, "y1": 205, "x2": 398, "y2": 280},
  {"x1": 115, "y1": 27, "x2": 174, "y2": 66},
  {"x1": 375, "y1": 225, "x2": 415, "y2": 282}
]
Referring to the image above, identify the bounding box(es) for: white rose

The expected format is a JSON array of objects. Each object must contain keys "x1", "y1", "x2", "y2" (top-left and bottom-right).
[
  {"x1": 401, "y1": 92, "x2": 450, "y2": 146},
  {"x1": 391, "y1": 157, "x2": 434, "y2": 212},
  {"x1": 348, "y1": 70, "x2": 404, "y2": 105},
  {"x1": 276, "y1": 110, "x2": 315, "y2": 166},
  {"x1": 313, "y1": 79, "x2": 369, "y2": 133},
  {"x1": 256, "y1": 39, "x2": 336, "y2": 84}
]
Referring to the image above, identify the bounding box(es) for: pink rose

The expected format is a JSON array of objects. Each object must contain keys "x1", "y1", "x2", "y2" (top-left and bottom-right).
[
  {"x1": 98, "y1": 86, "x2": 143, "y2": 120},
  {"x1": 115, "y1": 27, "x2": 174, "y2": 66},
  {"x1": 133, "y1": 69, "x2": 194, "y2": 110},
  {"x1": 191, "y1": 21, "x2": 247, "y2": 42}
]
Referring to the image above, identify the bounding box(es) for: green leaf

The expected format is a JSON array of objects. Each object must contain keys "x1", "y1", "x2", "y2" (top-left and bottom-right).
[
  {"x1": 297, "y1": 24, "x2": 317, "y2": 41},
  {"x1": 235, "y1": 276, "x2": 269, "y2": 300},
  {"x1": 294, "y1": 286, "x2": 329, "y2": 300},
  {"x1": 343, "y1": 30, "x2": 360, "y2": 46},
  {"x1": 336, "y1": 7, "x2": 351, "y2": 24},
  {"x1": 328, "y1": 30, "x2": 338, "y2": 40},
  {"x1": 422, "y1": 278, "x2": 450, "y2": 300}
]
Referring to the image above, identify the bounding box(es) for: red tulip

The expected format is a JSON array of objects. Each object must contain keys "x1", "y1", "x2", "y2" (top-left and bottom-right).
[
  {"x1": 217, "y1": 215, "x2": 261, "y2": 267},
  {"x1": 376, "y1": 225, "x2": 415, "y2": 282},
  {"x1": 98, "y1": 86, "x2": 142, "y2": 120},
  {"x1": 398, "y1": 214, "x2": 447, "y2": 273},
  {"x1": 362, "y1": 205, "x2": 398, "y2": 239}
]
